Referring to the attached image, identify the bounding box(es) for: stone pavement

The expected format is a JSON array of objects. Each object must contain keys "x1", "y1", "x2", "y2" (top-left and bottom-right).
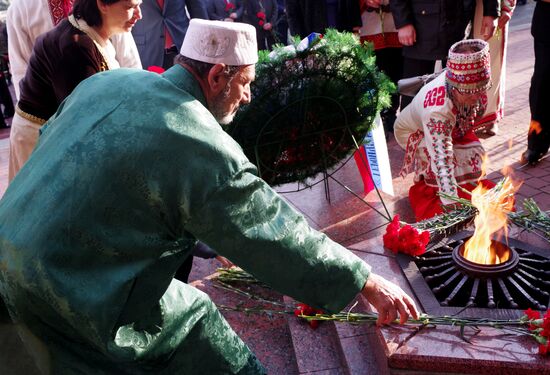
[{"x1": 0, "y1": 1, "x2": 549, "y2": 373}]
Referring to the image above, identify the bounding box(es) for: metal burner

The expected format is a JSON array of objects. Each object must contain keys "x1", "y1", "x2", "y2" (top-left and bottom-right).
[
  {"x1": 451, "y1": 240, "x2": 519, "y2": 279},
  {"x1": 398, "y1": 231, "x2": 550, "y2": 319}
]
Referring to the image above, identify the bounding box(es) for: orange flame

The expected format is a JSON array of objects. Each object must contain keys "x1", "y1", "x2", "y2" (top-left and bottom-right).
[
  {"x1": 529, "y1": 120, "x2": 542, "y2": 135},
  {"x1": 463, "y1": 158, "x2": 521, "y2": 265}
]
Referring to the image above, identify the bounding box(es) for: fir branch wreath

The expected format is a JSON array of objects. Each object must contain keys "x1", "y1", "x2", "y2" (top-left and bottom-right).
[{"x1": 227, "y1": 30, "x2": 394, "y2": 186}]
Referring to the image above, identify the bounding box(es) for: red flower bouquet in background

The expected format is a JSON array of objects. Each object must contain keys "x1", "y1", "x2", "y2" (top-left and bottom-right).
[
  {"x1": 257, "y1": 11, "x2": 266, "y2": 26},
  {"x1": 224, "y1": 0, "x2": 236, "y2": 19},
  {"x1": 523, "y1": 308, "x2": 550, "y2": 355},
  {"x1": 294, "y1": 303, "x2": 324, "y2": 329},
  {"x1": 225, "y1": 1, "x2": 235, "y2": 12},
  {"x1": 383, "y1": 215, "x2": 430, "y2": 256}
]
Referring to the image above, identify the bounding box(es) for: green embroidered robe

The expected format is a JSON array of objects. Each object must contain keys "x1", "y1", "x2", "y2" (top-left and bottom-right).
[{"x1": 0, "y1": 65, "x2": 370, "y2": 374}]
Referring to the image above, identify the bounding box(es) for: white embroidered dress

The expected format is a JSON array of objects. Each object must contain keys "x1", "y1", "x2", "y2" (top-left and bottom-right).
[
  {"x1": 473, "y1": 0, "x2": 516, "y2": 130},
  {"x1": 394, "y1": 73, "x2": 485, "y2": 205}
]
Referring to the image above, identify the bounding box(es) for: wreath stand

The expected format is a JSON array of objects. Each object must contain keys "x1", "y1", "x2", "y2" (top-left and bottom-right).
[{"x1": 227, "y1": 30, "x2": 395, "y2": 231}]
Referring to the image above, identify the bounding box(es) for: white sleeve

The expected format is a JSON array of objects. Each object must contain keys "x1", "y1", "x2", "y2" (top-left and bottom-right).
[
  {"x1": 7, "y1": 0, "x2": 54, "y2": 100},
  {"x1": 393, "y1": 102, "x2": 417, "y2": 150},
  {"x1": 7, "y1": 2, "x2": 34, "y2": 100},
  {"x1": 421, "y1": 107, "x2": 458, "y2": 205},
  {"x1": 111, "y1": 32, "x2": 142, "y2": 69}
]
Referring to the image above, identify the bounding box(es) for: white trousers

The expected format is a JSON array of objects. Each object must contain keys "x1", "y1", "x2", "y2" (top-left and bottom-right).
[{"x1": 8, "y1": 112, "x2": 41, "y2": 182}]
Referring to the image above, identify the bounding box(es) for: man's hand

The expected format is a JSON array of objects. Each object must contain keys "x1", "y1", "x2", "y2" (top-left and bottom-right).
[
  {"x1": 398, "y1": 24, "x2": 416, "y2": 46},
  {"x1": 480, "y1": 16, "x2": 497, "y2": 40},
  {"x1": 361, "y1": 273, "x2": 419, "y2": 325},
  {"x1": 229, "y1": 12, "x2": 237, "y2": 19},
  {"x1": 498, "y1": 12, "x2": 512, "y2": 29},
  {"x1": 263, "y1": 22, "x2": 272, "y2": 31}
]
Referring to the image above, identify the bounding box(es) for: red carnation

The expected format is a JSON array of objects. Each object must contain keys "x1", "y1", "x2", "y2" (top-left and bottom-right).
[
  {"x1": 382, "y1": 215, "x2": 400, "y2": 253},
  {"x1": 257, "y1": 11, "x2": 266, "y2": 19},
  {"x1": 383, "y1": 215, "x2": 429, "y2": 256},
  {"x1": 258, "y1": 20, "x2": 264, "y2": 26},
  {"x1": 539, "y1": 341, "x2": 550, "y2": 356},
  {"x1": 225, "y1": 2, "x2": 235, "y2": 11},
  {"x1": 147, "y1": 65, "x2": 165, "y2": 74},
  {"x1": 294, "y1": 303, "x2": 324, "y2": 329},
  {"x1": 524, "y1": 308, "x2": 543, "y2": 331},
  {"x1": 542, "y1": 310, "x2": 550, "y2": 337},
  {"x1": 524, "y1": 308, "x2": 541, "y2": 321}
]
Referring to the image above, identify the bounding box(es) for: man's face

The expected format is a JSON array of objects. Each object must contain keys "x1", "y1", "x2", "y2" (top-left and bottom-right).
[{"x1": 210, "y1": 65, "x2": 255, "y2": 125}]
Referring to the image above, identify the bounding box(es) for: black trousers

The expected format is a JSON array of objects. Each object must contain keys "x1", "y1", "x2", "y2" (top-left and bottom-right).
[
  {"x1": 528, "y1": 1, "x2": 550, "y2": 154},
  {"x1": 162, "y1": 46, "x2": 179, "y2": 70},
  {"x1": 0, "y1": 72, "x2": 13, "y2": 128},
  {"x1": 400, "y1": 57, "x2": 446, "y2": 109},
  {"x1": 375, "y1": 48, "x2": 403, "y2": 131}
]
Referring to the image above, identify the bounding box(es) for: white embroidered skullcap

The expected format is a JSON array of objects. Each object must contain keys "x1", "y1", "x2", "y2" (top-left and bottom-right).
[{"x1": 180, "y1": 19, "x2": 258, "y2": 66}]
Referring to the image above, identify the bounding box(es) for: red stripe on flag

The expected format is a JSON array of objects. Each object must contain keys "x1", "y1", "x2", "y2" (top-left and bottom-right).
[{"x1": 353, "y1": 146, "x2": 375, "y2": 195}]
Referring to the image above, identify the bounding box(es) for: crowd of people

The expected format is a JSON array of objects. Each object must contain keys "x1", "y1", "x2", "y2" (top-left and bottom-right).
[{"x1": 0, "y1": 0, "x2": 548, "y2": 373}]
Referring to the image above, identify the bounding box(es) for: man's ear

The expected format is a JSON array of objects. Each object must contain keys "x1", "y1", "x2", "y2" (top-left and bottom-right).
[{"x1": 207, "y1": 64, "x2": 229, "y2": 96}]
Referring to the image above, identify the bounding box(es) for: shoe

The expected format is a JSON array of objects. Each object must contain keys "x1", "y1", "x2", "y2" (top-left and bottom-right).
[
  {"x1": 485, "y1": 123, "x2": 498, "y2": 136},
  {"x1": 521, "y1": 149, "x2": 545, "y2": 166},
  {"x1": 475, "y1": 123, "x2": 498, "y2": 136}
]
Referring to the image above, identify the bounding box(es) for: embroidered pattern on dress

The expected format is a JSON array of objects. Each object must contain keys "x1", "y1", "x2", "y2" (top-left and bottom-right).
[
  {"x1": 426, "y1": 118, "x2": 453, "y2": 137},
  {"x1": 425, "y1": 118, "x2": 456, "y2": 197},
  {"x1": 469, "y1": 154, "x2": 482, "y2": 172},
  {"x1": 400, "y1": 129, "x2": 423, "y2": 177},
  {"x1": 49, "y1": 0, "x2": 74, "y2": 26},
  {"x1": 424, "y1": 143, "x2": 483, "y2": 186}
]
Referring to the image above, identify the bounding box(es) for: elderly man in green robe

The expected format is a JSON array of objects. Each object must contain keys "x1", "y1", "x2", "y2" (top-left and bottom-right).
[{"x1": 0, "y1": 19, "x2": 418, "y2": 374}]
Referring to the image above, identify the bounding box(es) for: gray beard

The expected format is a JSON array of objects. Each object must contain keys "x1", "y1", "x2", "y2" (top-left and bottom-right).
[{"x1": 210, "y1": 85, "x2": 234, "y2": 125}]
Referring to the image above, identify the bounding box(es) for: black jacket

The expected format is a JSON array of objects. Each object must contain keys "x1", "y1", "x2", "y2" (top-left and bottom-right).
[
  {"x1": 285, "y1": 0, "x2": 361, "y2": 38},
  {"x1": 390, "y1": 0, "x2": 500, "y2": 60}
]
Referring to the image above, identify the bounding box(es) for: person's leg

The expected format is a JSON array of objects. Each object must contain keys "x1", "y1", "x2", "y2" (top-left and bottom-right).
[
  {"x1": 0, "y1": 72, "x2": 14, "y2": 119},
  {"x1": 256, "y1": 29, "x2": 268, "y2": 51},
  {"x1": 33, "y1": 281, "x2": 266, "y2": 374},
  {"x1": 375, "y1": 48, "x2": 404, "y2": 132},
  {"x1": 8, "y1": 114, "x2": 42, "y2": 181},
  {"x1": 113, "y1": 281, "x2": 266, "y2": 374},
  {"x1": 162, "y1": 46, "x2": 179, "y2": 70},
  {"x1": 523, "y1": 2, "x2": 550, "y2": 165},
  {"x1": 275, "y1": 8, "x2": 289, "y2": 45},
  {"x1": 174, "y1": 255, "x2": 193, "y2": 283}
]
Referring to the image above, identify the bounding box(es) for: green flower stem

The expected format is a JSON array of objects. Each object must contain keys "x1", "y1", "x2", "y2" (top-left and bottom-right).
[
  {"x1": 214, "y1": 269, "x2": 534, "y2": 334},
  {"x1": 213, "y1": 274, "x2": 291, "y2": 309},
  {"x1": 218, "y1": 304, "x2": 294, "y2": 316}
]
